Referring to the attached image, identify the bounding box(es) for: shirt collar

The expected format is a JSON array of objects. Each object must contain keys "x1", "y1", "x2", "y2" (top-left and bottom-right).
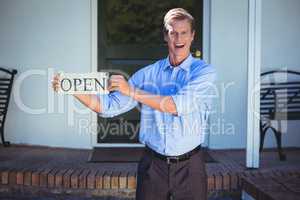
[{"x1": 163, "y1": 54, "x2": 193, "y2": 71}]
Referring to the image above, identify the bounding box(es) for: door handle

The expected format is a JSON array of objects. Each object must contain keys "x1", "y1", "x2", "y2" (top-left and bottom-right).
[{"x1": 194, "y1": 50, "x2": 201, "y2": 58}]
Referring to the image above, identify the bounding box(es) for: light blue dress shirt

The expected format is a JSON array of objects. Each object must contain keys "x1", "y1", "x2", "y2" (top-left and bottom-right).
[{"x1": 98, "y1": 54, "x2": 216, "y2": 156}]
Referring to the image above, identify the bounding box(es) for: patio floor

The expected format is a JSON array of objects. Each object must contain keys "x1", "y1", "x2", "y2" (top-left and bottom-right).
[{"x1": 0, "y1": 145, "x2": 299, "y2": 199}]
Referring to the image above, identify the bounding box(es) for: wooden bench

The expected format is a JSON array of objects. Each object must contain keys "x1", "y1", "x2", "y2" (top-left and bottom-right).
[
  {"x1": 260, "y1": 70, "x2": 300, "y2": 161},
  {"x1": 0, "y1": 67, "x2": 17, "y2": 147},
  {"x1": 241, "y1": 175, "x2": 300, "y2": 200}
]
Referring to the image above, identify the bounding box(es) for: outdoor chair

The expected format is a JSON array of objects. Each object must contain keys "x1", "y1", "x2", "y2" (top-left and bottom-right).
[
  {"x1": 260, "y1": 70, "x2": 300, "y2": 161},
  {"x1": 0, "y1": 67, "x2": 17, "y2": 147}
]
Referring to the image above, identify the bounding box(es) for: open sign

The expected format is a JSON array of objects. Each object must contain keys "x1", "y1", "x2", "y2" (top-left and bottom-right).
[{"x1": 58, "y1": 72, "x2": 109, "y2": 94}]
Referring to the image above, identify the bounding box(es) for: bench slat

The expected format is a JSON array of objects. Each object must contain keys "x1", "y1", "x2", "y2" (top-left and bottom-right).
[{"x1": 261, "y1": 81, "x2": 300, "y2": 86}]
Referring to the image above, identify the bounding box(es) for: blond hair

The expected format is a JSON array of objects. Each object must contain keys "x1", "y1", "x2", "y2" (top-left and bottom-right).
[{"x1": 163, "y1": 8, "x2": 195, "y2": 34}]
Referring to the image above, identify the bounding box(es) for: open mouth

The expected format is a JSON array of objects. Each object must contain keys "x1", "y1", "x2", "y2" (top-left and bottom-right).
[{"x1": 175, "y1": 44, "x2": 185, "y2": 49}]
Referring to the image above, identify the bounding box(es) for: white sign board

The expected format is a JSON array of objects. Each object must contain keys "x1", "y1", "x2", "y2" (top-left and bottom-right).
[{"x1": 58, "y1": 72, "x2": 109, "y2": 94}]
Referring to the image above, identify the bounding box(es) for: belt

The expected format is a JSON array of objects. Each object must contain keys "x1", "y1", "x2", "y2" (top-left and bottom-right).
[{"x1": 145, "y1": 145, "x2": 201, "y2": 164}]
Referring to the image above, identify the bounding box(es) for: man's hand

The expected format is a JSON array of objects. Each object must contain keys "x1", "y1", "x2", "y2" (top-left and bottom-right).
[
  {"x1": 51, "y1": 73, "x2": 61, "y2": 92},
  {"x1": 108, "y1": 75, "x2": 133, "y2": 96}
]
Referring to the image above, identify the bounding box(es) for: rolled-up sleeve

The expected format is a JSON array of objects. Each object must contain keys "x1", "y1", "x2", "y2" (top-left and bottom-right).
[
  {"x1": 171, "y1": 65, "x2": 216, "y2": 116},
  {"x1": 97, "y1": 91, "x2": 138, "y2": 118},
  {"x1": 97, "y1": 68, "x2": 144, "y2": 118}
]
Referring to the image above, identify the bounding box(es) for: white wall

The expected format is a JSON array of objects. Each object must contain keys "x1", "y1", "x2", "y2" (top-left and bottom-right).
[
  {"x1": 261, "y1": 0, "x2": 300, "y2": 148},
  {"x1": 0, "y1": 0, "x2": 93, "y2": 149},
  {"x1": 208, "y1": 0, "x2": 249, "y2": 149}
]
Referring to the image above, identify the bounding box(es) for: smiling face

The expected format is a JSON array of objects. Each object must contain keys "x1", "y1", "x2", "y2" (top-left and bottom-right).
[{"x1": 164, "y1": 19, "x2": 195, "y2": 66}]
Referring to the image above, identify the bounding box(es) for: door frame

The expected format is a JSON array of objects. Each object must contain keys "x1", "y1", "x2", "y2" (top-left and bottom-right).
[
  {"x1": 90, "y1": 0, "x2": 212, "y2": 148},
  {"x1": 246, "y1": 0, "x2": 261, "y2": 168}
]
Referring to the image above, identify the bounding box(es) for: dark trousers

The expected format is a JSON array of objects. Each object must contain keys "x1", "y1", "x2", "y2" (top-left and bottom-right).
[{"x1": 136, "y1": 147, "x2": 207, "y2": 200}]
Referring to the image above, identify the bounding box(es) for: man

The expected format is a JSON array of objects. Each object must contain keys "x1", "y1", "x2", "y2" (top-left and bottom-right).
[{"x1": 53, "y1": 8, "x2": 215, "y2": 200}]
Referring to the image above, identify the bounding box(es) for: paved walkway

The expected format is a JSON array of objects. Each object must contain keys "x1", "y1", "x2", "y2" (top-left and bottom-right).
[{"x1": 0, "y1": 195, "x2": 236, "y2": 200}]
